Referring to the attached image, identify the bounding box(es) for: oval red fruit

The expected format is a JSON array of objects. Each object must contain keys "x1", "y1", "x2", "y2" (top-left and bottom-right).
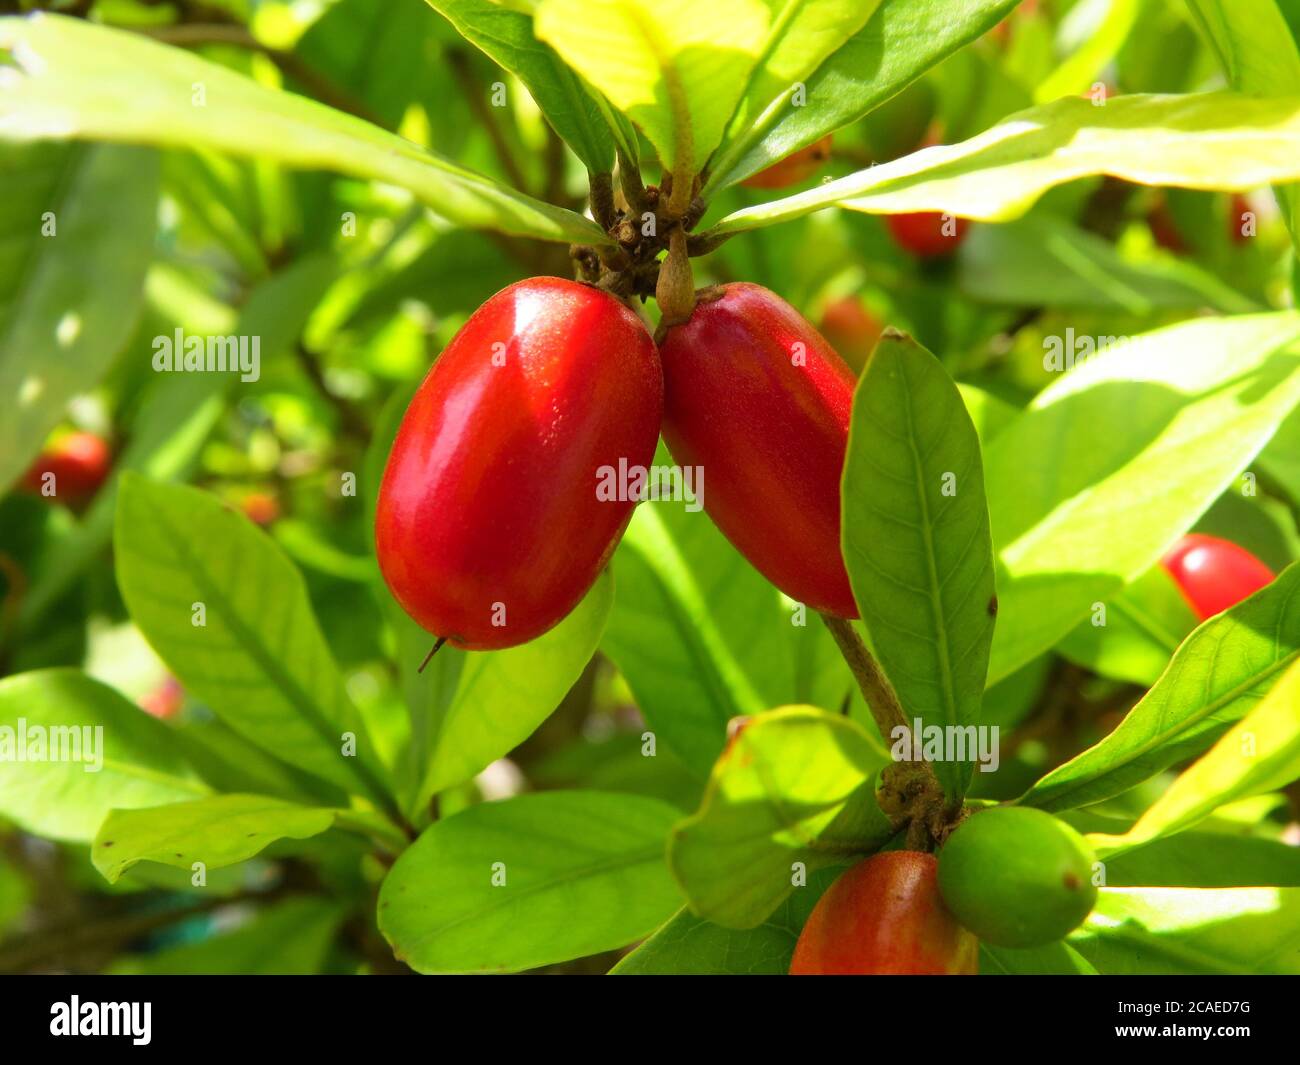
[
  {"x1": 21, "y1": 431, "x2": 112, "y2": 501},
  {"x1": 660, "y1": 283, "x2": 859, "y2": 617},
  {"x1": 790, "y1": 851, "x2": 979, "y2": 975},
  {"x1": 741, "y1": 135, "x2": 834, "y2": 190},
  {"x1": 376, "y1": 277, "x2": 661, "y2": 650},
  {"x1": 1161, "y1": 533, "x2": 1275, "y2": 621},
  {"x1": 885, "y1": 211, "x2": 970, "y2": 258}
]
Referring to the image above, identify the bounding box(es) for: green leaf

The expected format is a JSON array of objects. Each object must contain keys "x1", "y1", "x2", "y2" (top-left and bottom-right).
[
  {"x1": 703, "y1": 0, "x2": 883, "y2": 189},
  {"x1": 411, "y1": 570, "x2": 611, "y2": 809},
  {"x1": 534, "y1": 0, "x2": 770, "y2": 177},
  {"x1": 378, "y1": 790, "x2": 682, "y2": 973},
  {"x1": 842, "y1": 331, "x2": 996, "y2": 802},
  {"x1": 0, "y1": 669, "x2": 206, "y2": 843},
  {"x1": 1022, "y1": 562, "x2": 1300, "y2": 812},
  {"x1": 1091, "y1": 659, "x2": 1300, "y2": 856},
  {"x1": 705, "y1": 92, "x2": 1300, "y2": 238},
  {"x1": 426, "y1": 0, "x2": 616, "y2": 173},
  {"x1": 985, "y1": 314, "x2": 1300, "y2": 683},
  {"x1": 1186, "y1": 0, "x2": 1300, "y2": 245},
  {"x1": 114, "y1": 475, "x2": 395, "y2": 811},
  {"x1": 602, "y1": 499, "x2": 835, "y2": 777},
  {"x1": 1056, "y1": 565, "x2": 1200, "y2": 686},
  {"x1": 957, "y1": 213, "x2": 1259, "y2": 314},
  {"x1": 668, "y1": 707, "x2": 892, "y2": 930},
  {"x1": 710, "y1": 0, "x2": 1020, "y2": 191},
  {"x1": 0, "y1": 15, "x2": 603, "y2": 246},
  {"x1": 108, "y1": 898, "x2": 345, "y2": 975},
  {"x1": 1261, "y1": 406, "x2": 1300, "y2": 508},
  {"x1": 0, "y1": 142, "x2": 157, "y2": 494},
  {"x1": 1070, "y1": 887, "x2": 1300, "y2": 974},
  {"x1": 1101, "y1": 830, "x2": 1300, "y2": 888},
  {"x1": 1033, "y1": 0, "x2": 1141, "y2": 103},
  {"x1": 611, "y1": 865, "x2": 843, "y2": 974},
  {"x1": 980, "y1": 941, "x2": 1099, "y2": 975},
  {"x1": 92, "y1": 794, "x2": 338, "y2": 883}
]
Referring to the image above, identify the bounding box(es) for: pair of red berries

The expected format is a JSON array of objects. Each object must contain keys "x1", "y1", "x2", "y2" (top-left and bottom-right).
[{"x1": 375, "y1": 277, "x2": 861, "y2": 650}]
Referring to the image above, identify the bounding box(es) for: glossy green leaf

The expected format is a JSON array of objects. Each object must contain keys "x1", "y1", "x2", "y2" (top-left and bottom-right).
[
  {"x1": 0, "y1": 142, "x2": 157, "y2": 494},
  {"x1": 378, "y1": 790, "x2": 682, "y2": 973},
  {"x1": 1070, "y1": 887, "x2": 1300, "y2": 974},
  {"x1": 1091, "y1": 659, "x2": 1300, "y2": 856},
  {"x1": 108, "y1": 899, "x2": 345, "y2": 975},
  {"x1": 703, "y1": 0, "x2": 883, "y2": 189},
  {"x1": 114, "y1": 475, "x2": 395, "y2": 810},
  {"x1": 92, "y1": 794, "x2": 338, "y2": 883},
  {"x1": 980, "y1": 941, "x2": 1099, "y2": 975},
  {"x1": 957, "y1": 214, "x2": 1258, "y2": 314},
  {"x1": 602, "y1": 499, "x2": 821, "y2": 776},
  {"x1": 1057, "y1": 565, "x2": 1200, "y2": 686},
  {"x1": 710, "y1": 0, "x2": 1020, "y2": 191},
  {"x1": 842, "y1": 331, "x2": 996, "y2": 802},
  {"x1": 0, "y1": 670, "x2": 206, "y2": 843},
  {"x1": 413, "y1": 570, "x2": 611, "y2": 808},
  {"x1": 0, "y1": 15, "x2": 603, "y2": 246},
  {"x1": 1186, "y1": 0, "x2": 1300, "y2": 244},
  {"x1": 1023, "y1": 562, "x2": 1300, "y2": 812},
  {"x1": 611, "y1": 865, "x2": 843, "y2": 974},
  {"x1": 1101, "y1": 830, "x2": 1300, "y2": 888},
  {"x1": 534, "y1": 0, "x2": 769, "y2": 177},
  {"x1": 705, "y1": 93, "x2": 1300, "y2": 238},
  {"x1": 985, "y1": 314, "x2": 1300, "y2": 683},
  {"x1": 426, "y1": 0, "x2": 616, "y2": 172},
  {"x1": 668, "y1": 707, "x2": 893, "y2": 930}
]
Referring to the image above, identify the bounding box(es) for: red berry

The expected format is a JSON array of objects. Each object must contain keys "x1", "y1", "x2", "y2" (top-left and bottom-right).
[
  {"x1": 375, "y1": 277, "x2": 661, "y2": 650},
  {"x1": 139, "y1": 676, "x2": 184, "y2": 720},
  {"x1": 790, "y1": 851, "x2": 979, "y2": 975},
  {"x1": 1161, "y1": 533, "x2": 1275, "y2": 621},
  {"x1": 1229, "y1": 193, "x2": 1253, "y2": 244},
  {"x1": 240, "y1": 491, "x2": 280, "y2": 527},
  {"x1": 659, "y1": 283, "x2": 858, "y2": 617},
  {"x1": 741, "y1": 135, "x2": 834, "y2": 190},
  {"x1": 21, "y1": 431, "x2": 112, "y2": 501},
  {"x1": 818, "y1": 295, "x2": 883, "y2": 373},
  {"x1": 885, "y1": 211, "x2": 970, "y2": 258}
]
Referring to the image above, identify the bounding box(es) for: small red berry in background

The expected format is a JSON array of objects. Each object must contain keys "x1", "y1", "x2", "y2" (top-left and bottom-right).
[
  {"x1": 1228, "y1": 193, "x2": 1254, "y2": 244},
  {"x1": 240, "y1": 491, "x2": 281, "y2": 527},
  {"x1": 1161, "y1": 533, "x2": 1275, "y2": 621},
  {"x1": 21, "y1": 431, "x2": 112, "y2": 502},
  {"x1": 885, "y1": 211, "x2": 971, "y2": 258},
  {"x1": 790, "y1": 851, "x2": 978, "y2": 975},
  {"x1": 741, "y1": 135, "x2": 834, "y2": 190},
  {"x1": 818, "y1": 295, "x2": 883, "y2": 373},
  {"x1": 139, "y1": 676, "x2": 184, "y2": 720}
]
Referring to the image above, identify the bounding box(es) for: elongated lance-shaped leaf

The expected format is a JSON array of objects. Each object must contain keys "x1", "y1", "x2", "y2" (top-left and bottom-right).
[
  {"x1": 0, "y1": 14, "x2": 604, "y2": 246},
  {"x1": 534, "y1": 0, "x2": 770, "y2": 180},
  {"x1": 378, "y1": 791, "x2": 682, "y2": 973},
  {"x1": 0, "y1": 142, "x2": 157, "y2": 494},
  {"x1": 703, "y1": 92, "x2": 1300, "y2": 239},
  {"x1": 707, "y1": 0, "x2": 1019, "y2": 192},
  {"x1": 114, "y1": 475, "x2": 398, "y2": 814},
  {"x1": 841, "y1": 331, "x2": 996, "y2": 804},
  {"x1": 424, "y1": 0, "x2": 617, "y2": 174},
  {"x1": 1022, "y1": 562, "x2": 1300, "y2": 813},
  {"x1": 1089, "y1": 658, "x2": 1300, "y2": 857}
]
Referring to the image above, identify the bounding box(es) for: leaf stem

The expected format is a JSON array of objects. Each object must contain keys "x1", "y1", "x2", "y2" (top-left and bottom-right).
[{"x1": 819, "y1": 614, "x2": 909, "y2": 739}]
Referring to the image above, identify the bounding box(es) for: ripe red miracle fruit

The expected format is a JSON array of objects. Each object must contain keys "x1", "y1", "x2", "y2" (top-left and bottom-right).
[
  {"x1": 1160, "y1": 533, "x2": 1275, "y2": 621},
  {"x1": 375, "y1": 277, "x2": 662, "y2": 650},
  {"x1": 659, "y1": 282, "x2": 860, "y2": 618}
]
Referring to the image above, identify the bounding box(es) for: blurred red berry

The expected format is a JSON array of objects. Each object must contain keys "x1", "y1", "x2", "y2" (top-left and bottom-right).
[{"x1": 1161, "y1": 533, "x2": 1275, "y2": 621}]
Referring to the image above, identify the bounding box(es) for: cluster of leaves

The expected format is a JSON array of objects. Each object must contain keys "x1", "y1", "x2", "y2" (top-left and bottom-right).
[{"x1": 1, "y1": 0, "x2": 1300, "y2": 975}]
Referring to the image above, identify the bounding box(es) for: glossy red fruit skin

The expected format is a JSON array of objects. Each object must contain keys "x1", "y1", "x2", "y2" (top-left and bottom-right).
[
  {"x1": 376, "y1": 277, "x2": 661, "y2": 651},
  {"x1": 885, "y1": 211, "x2": 970, "y2": 258},
  {"x1": 1161, "y1": 533, "x2": 1275, "y2": 621},
  {"x1": 21, "y1": 431, "x2": 111, "y2": 500},
  {"x1": 659, "y1": 283, "x2": 859, "y2": 617},
  {"x1": 790, "y1": 852, "x2": 979, "y2": 975},
  {"x1": 742, "y1": 135, "x2": 834, "y2": 190}
]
